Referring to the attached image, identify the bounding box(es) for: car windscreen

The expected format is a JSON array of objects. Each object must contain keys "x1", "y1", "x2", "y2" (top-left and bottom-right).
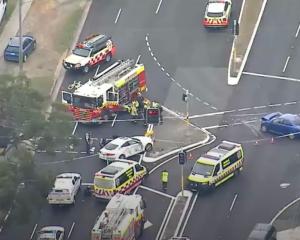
[
  {"x1": 73, "y1": 95, "x2": 99, "y2": 109},
  {"x1": 94, "y1": 177, "x2": 115, "y2": 189},
  {"x1": 73, "y1": 48, "x2": 90, "y2": 57},
  {"x1": 207, "y1": 12, "x2": 223, "y2": 17},
  {"x1": 104, "y1": 143, "x2": 119, "y2": 150},
  {"x1": 192, "y1": 162, "x2": 214, "y2": 177},
  {"x1": 6, "y1": 46, "x2": 19, "y2": 53}
]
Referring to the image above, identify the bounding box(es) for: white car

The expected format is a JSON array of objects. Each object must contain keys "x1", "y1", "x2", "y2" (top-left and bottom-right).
[
  {"x1": 99, "y1": 136, "x2": 153, "y2": 161},
  {"x1": 37, "y1": 226, "x2": 64, "y2": 240},
  {"x1": 47, "y1": 173, "x2": 81, "y2": 205}
]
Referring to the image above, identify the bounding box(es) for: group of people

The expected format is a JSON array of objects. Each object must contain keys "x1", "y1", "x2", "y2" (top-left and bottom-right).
[{"x1": 126, "y1": 93, "x2": 163, "y2": 124}]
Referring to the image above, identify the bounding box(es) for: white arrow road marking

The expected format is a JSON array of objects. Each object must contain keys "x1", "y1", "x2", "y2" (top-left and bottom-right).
[
  {"x1": 144, "y1": 220, "x2": 153, "y2": 229},
  {"x1": 280, "y1": 183, "x2": 290, "y2": 189}
]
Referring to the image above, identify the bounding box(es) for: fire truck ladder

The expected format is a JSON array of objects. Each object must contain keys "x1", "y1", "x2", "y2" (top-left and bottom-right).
[
  {"x1": 102, "y1": 208, "x2": 127, "y2": 238},
  {"x1": 92, "y1": 59, "x2": 135, "y2": 86}
]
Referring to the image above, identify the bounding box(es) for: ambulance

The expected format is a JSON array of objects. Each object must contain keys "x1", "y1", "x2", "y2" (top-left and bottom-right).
[
  {"x1": 188, "y1": 141, "x2": 244, "y2": 192},
  {"x1": 93, "y1": 160, "x2": 147, "y2": 200}
]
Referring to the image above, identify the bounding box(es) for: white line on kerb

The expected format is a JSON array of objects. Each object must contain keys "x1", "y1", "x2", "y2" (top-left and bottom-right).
[
  {"x1": 111, "y1": 114, "x2": 117, "y2": 127},
  {"x1": 282, "y1": 56, "x2": 291, "y2": 73},
  {"x1": 243, "y1": 71, "x2": 300, "y2": 83},
  {"x1": 30, "y1": 224, "x2": 38, "y2": 240},
  {"x1": 114, "y1": 8, "x2": 122, "y2": 24},
  {"x1": 155, "y1": 199, "x2": 175, "y2": 240},
  {"x1": 136, "y1": 55, "x2": 141, "y2": 64},
  {"x1": 139, "y1": 185, "x2": 175, "y2": 199},
  {"x1": 295, "y1": 23, "x2": 300, "y2": 38},
  {"x1": 155, "y1": 0, "x2": 163, "y2": 14},
  {"x1": 72, "y1": 121, "x2": 78, "y2": 135},
  {"x1": 68, "y1": 222, "x2": 75, "y2": 239},
  {"x1": 229, "y1": 194, "x2": 238, "y2": 212}
]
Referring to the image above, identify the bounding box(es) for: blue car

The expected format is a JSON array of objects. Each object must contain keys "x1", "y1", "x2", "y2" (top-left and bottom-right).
[
  {"x1": 261, "y1": 112, "x2": 300, "y2": 139},
  {"x1": 4, "y1": 35, "x2": 36, "y2": 62}
]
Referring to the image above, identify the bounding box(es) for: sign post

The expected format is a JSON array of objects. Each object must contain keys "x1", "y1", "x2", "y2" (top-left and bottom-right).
[
  {"x1": 232, "y1": 19, "x2": 239, "y2": 75},
  {"x1": 178, "y1": 150, "x2": 187, "y2": 196},
  {"x1": 182, "y1": 90, "x2": 189, "y2": 123}
]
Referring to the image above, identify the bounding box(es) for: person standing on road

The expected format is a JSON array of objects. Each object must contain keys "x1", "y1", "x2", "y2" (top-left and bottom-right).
[
  {"x1": 130, "y1": 101, "x2": 139, "y2": 123},
  {"x1": 161, "y1": 169, "x2": 169, "y2": 191},
  {"x1": 85, "y1": 132, "x2": 91, "y2": 155},
  {"x1": 136, "y1": 92, "x2": 145, "y2": 115}
]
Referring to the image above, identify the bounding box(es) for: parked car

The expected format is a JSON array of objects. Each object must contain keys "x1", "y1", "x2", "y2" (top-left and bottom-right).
[
  {"x1": 37, "y1": 226, "x2": 64, "y2": 240},
  {"x1": 99, "y1": 136, "x2": 153, "y2": 161},
  {"x1": 261, "y1": 112, "x2": 300, "y2": 139},
  {"x1": 4, "y1": 35, "x2": 36, "y2": 62}
]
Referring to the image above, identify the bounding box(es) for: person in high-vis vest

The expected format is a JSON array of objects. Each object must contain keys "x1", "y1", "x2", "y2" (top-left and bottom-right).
[
  {"x1": 130, "y1": 101, "x2": 139, "y2": 123},
  {"x1": 161, "y1": 169, "x2": 169, "y2": 191}
]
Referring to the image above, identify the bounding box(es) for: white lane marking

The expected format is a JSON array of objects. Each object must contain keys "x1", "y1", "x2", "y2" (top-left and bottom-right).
[
  {"x1": 232, "y1": 112, "x2": 267, "y2": 117},
  {"x1": 111, "y1": 114, "x2": 117, "y2": 127},
  {"x1": 136, "y1": 55, "x2": 141, "y2": 64},
  {"x1": 268, "y1": 103, "x2": 282, "y2": 107},
  {"x1": 146, "y1": 41, "x2": 150, "y2": 47},
  {"x1": 229, "y1": 194, "x2": 238, "y2": 212},
  {"x1": 155, "y1": 199, "x2": 175, "y2": 240},
  {"x1": 150, "y1": 51, "x2": 154, "y2": 57},
  {"x1": 155, "y1": 0, "x2": 163, "y2": 14},
  {"x1": 166, "y1": 72, "x2": 170, "y2": 77},
  {"x1": 157, "y1": 62, "x2": 161, "y2": 67},
  {"x1": 295, "y1": 23, "x2": 300, "y2": 38},
  {"x1": 176, "y1": 82, "x2": 182, "y2": 87},
  {"x1": 30, "y1": 224, "x2": 38, "y2": 240},
  {"x1": 179, "y1": 193, "x2": 199, "y2": 237},
  {"x1": 114, "y1": 8, "x2": 122, "y2": 24},
  {"x1": 243, "y1": 71, "x2": 300, "y2": 83},
  {"x1": 284, "y1": 101, "x2": 297, "y2": 105},
  {"x1": 144, "y1": 220, "x2": 153, "y2": 229},
  {"x1": 145, "y1": 34, "x2": 149, "y2": 41},
  {"x1": 211, "y1": 106, "x2": 218, "y2": 110},
  {"x1": 282, "y1": 56, "x2": 291, "y2": 73},
  {"x1": 67, "y1": 222, "x2": 75, "y2": 239},
  {"x1": 161, "y1": 67, "x2": 165, "y2": 71},
  {"x1": 238, "y1": 107, "x2": 252, "y2": 111},
  {"x1": 138, "y1": 185, "x2": 175, "y2": 199},
  {"x1": 203, "y1": 119, "x2": 258, "y2": 130},
  {"x1": 253, "y1": 105, "x2": 266, "y2": 109},
  {"x1": 170, "y1": 77, "x2": 175, "y2": 82},
  {"x1": 203, "y1": 102, "x2": 210, "y2": 106},
  {"x1": 72, "y1": 121, "x2": 78, "y2": 135},
  {"x1": 280, "y1": 183, "x2": 290, "y2": 189},
  {"x1": 153, "y1": 56, "x2": 157, "y2": 61}
]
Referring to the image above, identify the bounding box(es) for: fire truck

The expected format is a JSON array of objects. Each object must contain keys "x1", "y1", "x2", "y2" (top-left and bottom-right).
[
  {"x1": 63, "y1": 33, "x2": 116, "y2": 73},
  {"x1": 91, "y1": 193, "x2": 146, "y2": 240},
  {"x1": 62, "y1": 59, "x2": 147, "y2": 123}
]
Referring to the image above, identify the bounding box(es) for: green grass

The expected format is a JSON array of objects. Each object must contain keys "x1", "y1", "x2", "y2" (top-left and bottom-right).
[
  {"x1": 0, "y1": 0, "x2": 18, "y2": 35},
  {"x1": 55, "y1": 6, "x2": 84, "y2": 53},
  {"x1": 30, "y1": 75, "x2": 53, "y2": 98}
]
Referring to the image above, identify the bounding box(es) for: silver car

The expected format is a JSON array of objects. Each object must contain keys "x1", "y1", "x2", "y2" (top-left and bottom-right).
[{"x1": 37, "y1": 226, "x2": 64, "y2": 240}]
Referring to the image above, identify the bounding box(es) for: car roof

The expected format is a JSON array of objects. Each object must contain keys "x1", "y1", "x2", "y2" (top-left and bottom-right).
[
  {"x1": 207, "y1": 2, "x2": 225, "y2": 13},
  {"x1": 109, "y1": 137, "x2": 132, "y2": 145},
  {"x1": 8, "y1": 36, "x2": 33, "y2": 47},
  {"x1": 281, "y1": 114, "x2": 300, "y2": 122}
]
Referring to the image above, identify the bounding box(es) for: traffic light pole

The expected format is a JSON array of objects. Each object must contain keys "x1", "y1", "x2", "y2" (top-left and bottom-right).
[
  {"x1": 181, "y1": 164, "x2": 184, "y2": 196},
  {"x1": 185, "y1": 89, "x2": 189, "y2": 123}
]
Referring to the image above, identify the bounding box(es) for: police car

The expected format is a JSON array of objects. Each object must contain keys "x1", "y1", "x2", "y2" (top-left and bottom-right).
[
  {"x1": 203, "y1": 0, "x2": 232, "y2": 28},
  {"x1": 99, "y1": 136, "x2": 153, "y2": 161},
  {"x1": 63, "y1": 34, "x2": 116, "y2": 73}
]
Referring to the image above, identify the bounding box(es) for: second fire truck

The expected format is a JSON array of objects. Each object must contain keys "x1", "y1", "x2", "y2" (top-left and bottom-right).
[{"x1": 62, "y1": 59, "x2": 147, "y2": 123}]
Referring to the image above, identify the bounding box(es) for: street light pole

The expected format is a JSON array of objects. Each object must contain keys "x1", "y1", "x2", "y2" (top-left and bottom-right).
[
  {"x1": 185, "y1": 89, "x2": 189, "y2": 123},
  {"x1": 18, "y1": 0, "x2": 23, "y2": 74}
]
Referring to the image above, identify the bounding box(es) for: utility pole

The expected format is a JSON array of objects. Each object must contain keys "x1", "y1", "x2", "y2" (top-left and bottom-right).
[
  {"x1": 18, "y1": 0, "x2": 23, "y2": 74},
  {"x1": 185, "y1": 89, "x2": 189, "y2": 123}
]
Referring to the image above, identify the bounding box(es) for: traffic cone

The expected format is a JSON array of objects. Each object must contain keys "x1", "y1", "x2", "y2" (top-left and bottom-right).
[
  {"x1": 270, "y1": 137, "x2": 274, "y2": 144},
  {"x1": 254, "y1": 140, "x2": 259, "y2": 145}
]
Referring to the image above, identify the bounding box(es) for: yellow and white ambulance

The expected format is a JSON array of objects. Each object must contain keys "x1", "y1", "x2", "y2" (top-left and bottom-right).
[{"x1": 188, "y1": 141, "x2": 244, "y2": 192}]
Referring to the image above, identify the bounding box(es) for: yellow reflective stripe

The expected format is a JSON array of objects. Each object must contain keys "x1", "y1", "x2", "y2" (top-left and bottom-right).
[{"x1": 135, "y1": 65, "x2": 144, "y2": 75}]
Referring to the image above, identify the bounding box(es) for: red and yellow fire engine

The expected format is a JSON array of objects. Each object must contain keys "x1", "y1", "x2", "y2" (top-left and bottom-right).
[{"x1": 62, "y1": 59, "x2": 147, "y2": 123}]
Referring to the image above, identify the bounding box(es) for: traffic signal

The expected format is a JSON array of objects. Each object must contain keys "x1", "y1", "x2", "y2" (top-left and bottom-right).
[
  {"x1": 146, "y1": 108, "x2": 160, "y2": 124},
  {"x1": 178, "y1": 150, "x2": 187, "y2": 165},
  {"x1": 182, "y1": 93, "x2": 188, "y2": 102}
]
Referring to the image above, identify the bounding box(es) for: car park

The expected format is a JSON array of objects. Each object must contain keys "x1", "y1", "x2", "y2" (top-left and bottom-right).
[
  {"x1": 261, "y1": 112, "x2": 300, "y2": 139},
  {"x1": 37, "y1": 226, "x2": 64, "y2": 240},
  {"x1": 99, "y1": 136, "x2": 153, "y2": 161},
  {"x1": 47, "y1": 173, "x2": 81, "y2": 205},
  {"x1": 4, "y1": 35, "x2": 37, "y2": 62},
  {"x1": 203, "y1": 0, "x2": 232, "y2": 28}
]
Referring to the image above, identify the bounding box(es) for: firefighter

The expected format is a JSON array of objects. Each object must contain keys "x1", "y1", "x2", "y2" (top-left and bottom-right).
[
  {"x1": 85, "y1": 132, "x2": 91, "y2": 155},
  {"x1": 161, "y1": 169, "x2": 169, "y2": 191},
  {"x1": 143, "y1": 99, "x2": 151, "y2": 125},
  {"x1": 136, "y1": 92, "x2": 145, "y2": 114},
  {"x1": 130, "y1": 101, "x2": 139, "y2": 123},
  {"x1": 152, "y1": 101, "x2": 163, "y2": 124}
]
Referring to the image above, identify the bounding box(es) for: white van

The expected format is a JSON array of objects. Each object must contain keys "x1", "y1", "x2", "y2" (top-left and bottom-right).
[
  {"x1": 47, "y1": 173, "x2": 81, "y2": 205},
  {"x1": 0, "y1": 0, "x2": 7, "y2": 24}
]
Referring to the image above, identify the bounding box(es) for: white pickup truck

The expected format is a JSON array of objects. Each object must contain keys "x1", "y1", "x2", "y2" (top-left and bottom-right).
[{"x1": 47, "y1": 173, "x2": 81, "y2": 205}]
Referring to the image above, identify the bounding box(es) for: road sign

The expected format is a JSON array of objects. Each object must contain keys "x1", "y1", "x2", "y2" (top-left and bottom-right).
[
  {"x1": 146, "y1": 108, "x2": 160, "y2": 124},
  {"x1": 178, "y1": 150, "x2": 187, "y2": 165}
]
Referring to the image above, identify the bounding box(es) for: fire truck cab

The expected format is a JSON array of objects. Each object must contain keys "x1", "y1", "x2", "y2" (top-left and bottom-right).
[
  {"x1": 91, "y1": 193, "x2": 146, "y2": 240},
  {"x1": 62, "y1": 59, "x2": 147, "y2": 123}
]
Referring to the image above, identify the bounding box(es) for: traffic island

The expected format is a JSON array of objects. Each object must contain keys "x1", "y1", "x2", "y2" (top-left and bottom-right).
[
  {"x1": 143, "y1": 111, "x2": 210, "y2": 162},
  {"x1": 271, "y1": 198, "x2": 300, "y2": 240},
  {"x1": 228, "y1": 0, "x2": 268, "y2": 85},
  {"x1": 158, "y1": 191, "x2": 192, "y2": 240}
]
